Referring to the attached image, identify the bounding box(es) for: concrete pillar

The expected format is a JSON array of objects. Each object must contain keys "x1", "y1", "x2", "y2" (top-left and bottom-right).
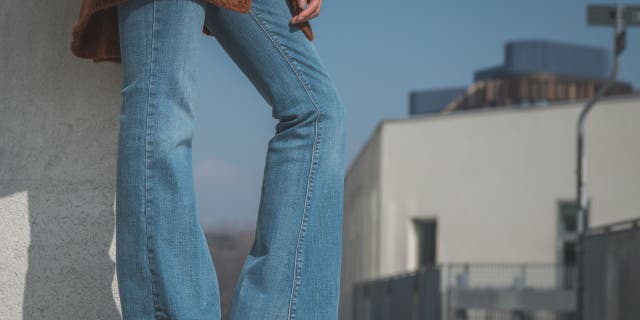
[{"x1": 0, "y1": 1, "x2": 122, "y2": 318}]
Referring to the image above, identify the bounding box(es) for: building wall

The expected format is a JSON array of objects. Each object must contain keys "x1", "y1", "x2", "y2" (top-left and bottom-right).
[
  {"x1": 340, "y1": 95, "x2": 640, "y2": 318},
  {"x1": 0, "y1": 1, "x2": 122, "y2": 318},
  {"x1": 382, "y1": 95, "x2": 640, "y2": 273},
  {"x1": 339, "y1": 128, "x2": 383, "y2": 320}
]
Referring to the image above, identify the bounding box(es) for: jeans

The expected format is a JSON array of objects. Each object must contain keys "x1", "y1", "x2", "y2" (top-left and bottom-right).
[{"x1": 115, "y1": 0, "x2": 346, "y2": 319}]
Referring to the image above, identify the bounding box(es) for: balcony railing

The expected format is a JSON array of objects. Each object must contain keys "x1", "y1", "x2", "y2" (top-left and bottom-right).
[{"x1": 353, "y1": 263, "x2": 577, "y2": 320}]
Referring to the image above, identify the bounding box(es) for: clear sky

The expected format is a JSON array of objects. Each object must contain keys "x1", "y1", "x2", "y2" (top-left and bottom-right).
[{"x1": 192, "y1": 0, "x2": 640, "y2": 232}]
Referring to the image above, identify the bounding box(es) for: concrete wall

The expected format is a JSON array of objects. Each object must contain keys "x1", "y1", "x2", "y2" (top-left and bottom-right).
[
  {"x1": 340, "y1": 95, "x2": 640, "y2": 319},
  {"x1": 340, "y1": 128, "x2": 383, "y2": 320},
  {"x1": 380, "y1": 96, "x2": 640, "y2": 274},
  {"x1": 0, "y1": 1, "x2": 122, "y2": 319}
]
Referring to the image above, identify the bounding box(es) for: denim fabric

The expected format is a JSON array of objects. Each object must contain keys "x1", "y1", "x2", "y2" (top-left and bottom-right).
[{"x1": 115, "y1": 0, "x2": 346, "y2": 319}]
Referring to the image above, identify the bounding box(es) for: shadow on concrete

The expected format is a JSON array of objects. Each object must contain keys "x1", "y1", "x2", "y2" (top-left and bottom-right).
[
  {"x1": 0, "y1": 0, "x2": 123, "y2": 318},
  {"x1": 19, "y1": 184, "x2": 121, "y2": 320}
]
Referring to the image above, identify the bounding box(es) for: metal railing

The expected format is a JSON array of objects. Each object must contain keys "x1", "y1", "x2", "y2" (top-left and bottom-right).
[
  {"x1": 582, "y1": 217, "x2": 640, "y2": 320},
  {"x1": 352, "y1": 263, "x2": 577, "y2": 320},
  {"x1": 442, "y1": 263, "x2": 577, "y2": 291},
  {"x1": 352, "y1": 267, "x2": 441, "y2": 320},
  {"x1": 442, "y1": 263, "x2": 577, "y2": 320}
]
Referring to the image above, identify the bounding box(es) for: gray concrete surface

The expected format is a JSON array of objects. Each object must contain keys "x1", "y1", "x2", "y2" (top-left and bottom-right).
[{"x1": 0, "y1": 1, "x2": 122, "y2": 318}]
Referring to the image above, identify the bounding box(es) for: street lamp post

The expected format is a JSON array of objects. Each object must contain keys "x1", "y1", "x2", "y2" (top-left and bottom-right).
[{"x1": 576, "y1": 4, "x2": 639, "y2": 320}]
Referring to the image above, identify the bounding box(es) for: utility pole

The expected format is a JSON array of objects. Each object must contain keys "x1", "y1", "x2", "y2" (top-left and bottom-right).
[{"x1": 576, "y1": 4, "x2": 639, "y2": 320}]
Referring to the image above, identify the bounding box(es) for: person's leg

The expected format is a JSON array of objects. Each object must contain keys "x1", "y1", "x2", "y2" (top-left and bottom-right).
[
  {"x1": 116, "y1": 1, "x2": 221, "y2": 319},
  {"x1": 204, "y1": 2, "x2": 347, "y2": 319}
]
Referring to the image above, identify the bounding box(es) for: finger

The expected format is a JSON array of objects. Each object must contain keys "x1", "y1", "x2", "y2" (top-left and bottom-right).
[
  {"x1": 292, "y1": 0, "x2": 313, "y2": 23},
  {"x1": 310, "y1": 6, "x2": 321, "y2": 19},
  {"x1": 307, "y1": 2, "x2": 321, "y2": 19},
  {"x1": 290, "y1": 0, "x2": 306, "y2": 23},
  {"x1": 292, "y1": 0, "x2": 320, "y2": 23},
  {"x1": 293, "y1": 4, "x2": 318, "y2": 23}
]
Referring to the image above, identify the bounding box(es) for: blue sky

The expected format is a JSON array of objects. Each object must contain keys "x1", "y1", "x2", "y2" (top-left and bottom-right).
[{"x1": 192, "y1": 0, "x2": 640, "y2": 232}]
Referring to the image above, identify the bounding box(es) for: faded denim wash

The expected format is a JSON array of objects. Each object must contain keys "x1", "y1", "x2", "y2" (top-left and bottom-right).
[{"x1": 115, "y1": 0, "x2": 346, "y2": 319}]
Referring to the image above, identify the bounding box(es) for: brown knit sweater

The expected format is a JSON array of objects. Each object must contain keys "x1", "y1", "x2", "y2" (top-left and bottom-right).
[{"x1": 70, "y1": 0, "x2": 314, "y2": 63}]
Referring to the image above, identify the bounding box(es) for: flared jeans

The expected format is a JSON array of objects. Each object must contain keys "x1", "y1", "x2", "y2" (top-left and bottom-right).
[{"x1": 115, "y1": 0, "x2": 346, "y2": 318}]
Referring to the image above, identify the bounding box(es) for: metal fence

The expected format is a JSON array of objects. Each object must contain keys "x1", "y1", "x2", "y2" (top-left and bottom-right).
[
  {"x1": 583, "y1": 218, "x2": 640, "y2": 320},
  {"x1": 442, "y1": 263, "x2": 576, "y2": 290},
  {"x1": 352, "y1": 264, "x2": 576, "y2": 320},
  {"x1": 350, "y1": 216, "x2": 640, "y2": 320},
  {"x1": 352, "y1": 267, "x2": 441, "y2": 320},
  {"x1": 442, "y1": 263, "x2": 576, "y2": 320}
]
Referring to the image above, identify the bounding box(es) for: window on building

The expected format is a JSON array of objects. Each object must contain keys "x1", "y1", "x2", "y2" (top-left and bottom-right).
[
  {"x1": 557, "y1": 201, "x2": 589, "y2": 267},
  {"x1": 414, "y1": 218, "x2": 437, "y2": 268}
]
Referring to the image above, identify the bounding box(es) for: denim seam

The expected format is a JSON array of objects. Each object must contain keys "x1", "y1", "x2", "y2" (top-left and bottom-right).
[
  {"x1": 144, "y1": 1, "x2": 162, "y2": 318},
  {"x1": 247, "y1": 9, "x2": 323, "y2": 320},
  {"x1": 248, "y1": 9, "x2": 320, "y2": 108}
]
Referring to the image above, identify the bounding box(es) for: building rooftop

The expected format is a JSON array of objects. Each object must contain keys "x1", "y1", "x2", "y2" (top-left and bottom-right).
[{"x1": 474, "y1": 39, "x2": 611, "y2": 81}]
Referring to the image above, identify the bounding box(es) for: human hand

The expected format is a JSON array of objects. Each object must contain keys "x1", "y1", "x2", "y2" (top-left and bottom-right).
[{"x1": 291, "y1": 0, "x2": 321, "y2": 24}]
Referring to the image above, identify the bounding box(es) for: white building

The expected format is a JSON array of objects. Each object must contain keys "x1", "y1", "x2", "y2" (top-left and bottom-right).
[{"x1": 339, "y1": 94, "x2": 640, "y2": 319}]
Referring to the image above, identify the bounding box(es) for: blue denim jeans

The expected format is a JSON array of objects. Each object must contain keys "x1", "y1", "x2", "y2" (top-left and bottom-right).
[{"x1": 115, "y1": 0, "x2": 346, "y2": 319}]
